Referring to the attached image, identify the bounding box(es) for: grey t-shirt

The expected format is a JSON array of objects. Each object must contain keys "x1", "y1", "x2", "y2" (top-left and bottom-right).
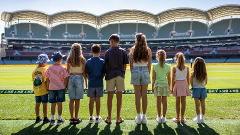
[{"x1": 104, "y1": 46, "x2": 129, "y2": 80}]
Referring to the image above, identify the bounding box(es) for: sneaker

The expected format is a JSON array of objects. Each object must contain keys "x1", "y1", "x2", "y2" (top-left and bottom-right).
[
  {"x1": 35, "y1": 116, "x2": 42, "y2": 123},
  {"x1": 50, "y1": 120, "x2": 55, "y2": 125},
  {"x1": 43, "y1": 117, "x2": 51, "y2": 124},
  {"x1": 89, "y1": 116, "x2": 96, "y2": 124},
  {"x1": 201, "y1": 115, "x2": 205, "y2": 123},
  {"x1": 156, "y1": 117, "x2": 162, "y2": 123},
  {"x1": 142, "y1": 116, "x2": 147, "y2": 124},
  {"x1": 161, "y1": 116, "x2": 167, "y2": 123},
  {"x1": 57, "y1": 118, "x2": 65, "y2": 125},
  {"x1": 135, "y1": 116, "x2": 141, "y2": 124},
  {"x1": 95, "y1": 116, "x2": 102, "y2": 123},
  {"x1": 193, "y1": 117, "x2": 201, "y2": 124}
]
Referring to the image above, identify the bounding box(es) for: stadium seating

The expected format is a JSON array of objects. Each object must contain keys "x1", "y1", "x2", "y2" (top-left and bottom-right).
[
  {"x1": 174, "y1": 21, "x2": 190, "y2": 37},
  {"x1": 5, "y1": 25, "x2": 15, "y2": 37},
  {"x1": 138, "y1": 23, "x2": 156, "y2": 39},
  {"x1": 158, "y1": 23, "x2": 173, "y2": 38},
  {"x1": 210, "y1": 19, "x2": 229, "y2": 36},
  {"x1": 226, "y1": 58, "x2": 240, "y2": 63},
  {"x1": 99, "y1": 24, "x2": 118, "y2": 39},
  {"x1": 3, "y1": 59, "x2": 31, "y2": 65},
  {"x1": 230, "y1": 19, "x2": 240, "y2": 35},
  {"x1": 31, "y1": 24, "x2": 48, "y2": 38},
  {"x1": 192, "y1": 21, "x2": 208, "y2": 37}
]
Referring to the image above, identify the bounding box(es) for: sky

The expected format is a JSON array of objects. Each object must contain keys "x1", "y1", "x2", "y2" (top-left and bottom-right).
[{"x1": 0, "y1": 0, "x2": 240, "y2": 41}]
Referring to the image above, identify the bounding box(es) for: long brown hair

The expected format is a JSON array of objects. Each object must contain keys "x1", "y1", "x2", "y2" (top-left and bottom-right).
[
  {"x1": 130, "y1": 33, "x2": 148, "y2": 63},
  {"x1": 67, "y1": 43, "x2": 84, "y2": 67},
  {"x1": 175, "y1": 52, "x2": 185, "y2": 71},
  {"x1": 156, "y1": 50, "x2": 166, "y2": 68},
  {"x1": 193, "y1": 57, "x2": 207, "y2": 84}
]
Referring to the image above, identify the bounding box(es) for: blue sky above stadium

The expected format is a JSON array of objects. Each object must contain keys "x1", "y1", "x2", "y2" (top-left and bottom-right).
[{"x1": 0, "y1": 0, "x2": 239, "y2": 40}]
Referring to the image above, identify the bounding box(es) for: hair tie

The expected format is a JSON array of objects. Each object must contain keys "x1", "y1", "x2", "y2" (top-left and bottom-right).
[{"x1": 72, "y1": 47, "x2": 75, "y2": 50}]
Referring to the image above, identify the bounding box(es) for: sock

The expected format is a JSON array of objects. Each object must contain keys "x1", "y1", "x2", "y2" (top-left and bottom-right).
[
  {"x1": 96, "y1": 115, "x2": 99, "y2": 118},
  {"x1": 137, "y1": 113, "x2": 141, "y2": 118},
  {"x1": 58, "y1": 115, "x2": 62, "y2": 120},
  {"x1": 142, "y1": 114, "x2": 146, "y2": 118},
  {"x1": 90, "y1": 116, "x2": 93, "y2": 118},
  {"x1": 197, "y1": 115, "x2": 200, "y2": 119},
  {"x1": 51, "y1": 115, "x2": 55, "y2": 120},
  {"x1": 201, "y1": 115, "x2": 204, "y2": 119}
]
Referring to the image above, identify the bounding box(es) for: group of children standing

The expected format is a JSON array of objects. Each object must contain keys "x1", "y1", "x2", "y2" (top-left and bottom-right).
[{"x1": 32, "y1": 33, "x2": 208, "y2": 125}]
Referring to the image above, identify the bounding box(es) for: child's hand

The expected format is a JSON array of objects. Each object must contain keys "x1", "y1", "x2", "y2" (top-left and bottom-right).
[
  {"x1": 171, "y1": 89, "x2": 173, "y2": 94},
  {"x1": 152, "y1": 87, "x2": 154, "y2": 93}
]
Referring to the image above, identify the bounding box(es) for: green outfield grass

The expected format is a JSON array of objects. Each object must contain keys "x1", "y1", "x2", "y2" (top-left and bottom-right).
[{"x1": 0, "y1": 65, "x2": 240, "y2": 90}]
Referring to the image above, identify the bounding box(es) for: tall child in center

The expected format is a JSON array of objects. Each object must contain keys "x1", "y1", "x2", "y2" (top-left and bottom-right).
[
  {"x1": 86, "y1": 44, "x2": 105, "y2": 123},
  {"x1": 104, "y1": 34, "x2": 129, "y2": 124},
  {"x1": 172, "y1": 52, "x2": 191, "y2": 123},
  {"x1": 66, "y1": 43, "x2": 87, "y2": 124},
  {"x1": 152, "y1": 50, "x2": 171, "y2": 123}
]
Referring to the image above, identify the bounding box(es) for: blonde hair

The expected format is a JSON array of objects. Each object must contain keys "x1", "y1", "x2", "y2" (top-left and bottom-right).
[
  {"x1": 156, "y1": 50, "x2": 166, "y2": 68},
  {"x1": 193, "y1": 57, "x2": 207, "y2": 84},
  {"x1": 175, "y1": 52, "x2": 185, "y2": 71},
  {"x1": 67, "y1": 43, "x2": 84, "y2": 67}
]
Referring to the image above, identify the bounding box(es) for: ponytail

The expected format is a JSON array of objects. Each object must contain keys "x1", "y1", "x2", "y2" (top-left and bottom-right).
[
  {"x1": 175, "y1": 52, "x2": 185, "y2": 71},
  {"x1": 156, "y1": 50, "x2": 166, "y2": 68}
]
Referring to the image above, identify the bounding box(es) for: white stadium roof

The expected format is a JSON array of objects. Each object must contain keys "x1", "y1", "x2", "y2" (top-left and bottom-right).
[{"x1": 1, "y1": 5, "x2": 240, "y2": 29}]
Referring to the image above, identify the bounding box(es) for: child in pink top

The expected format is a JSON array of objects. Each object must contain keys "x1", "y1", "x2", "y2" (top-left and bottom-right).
[{"x1": 44, "y1": 51, "x2": 69, "y2": 125}]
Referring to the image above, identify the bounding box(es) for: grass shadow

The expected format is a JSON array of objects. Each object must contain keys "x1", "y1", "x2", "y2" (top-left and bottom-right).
[
  {"x1": 175, "y1": 123, "x2": 199, "y2": 135},
  {"x1": 154, "y1": 123, "x2": 176, "y2": 135},
  {"x1": 112, "y1": 124, "x2": 123, "y2": 135},
  {"x1": 129, "y1": 124, "x2": 141, "y2": 135},
  {"x1": 99, "y1": 124, "x2": 111, "y2": 135},
  {"x1": 11, "y1": 123, "x2": 43, "y2": 135},
  {"x1": 78, "y1": 123, "x2": 92, "y2": 134},
  {"x1": 197, "y1": 123, "x2": 219, "y2": 135}
]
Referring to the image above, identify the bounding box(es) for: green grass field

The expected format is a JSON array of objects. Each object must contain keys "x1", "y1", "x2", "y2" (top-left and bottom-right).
[{"x1": 0, "y1": 65, "x2": 240, "y2": 135}]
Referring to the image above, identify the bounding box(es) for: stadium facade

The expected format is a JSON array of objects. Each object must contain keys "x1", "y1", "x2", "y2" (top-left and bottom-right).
[{"x1": 1, "y1": 5, "x2": 240, "y2": 64}]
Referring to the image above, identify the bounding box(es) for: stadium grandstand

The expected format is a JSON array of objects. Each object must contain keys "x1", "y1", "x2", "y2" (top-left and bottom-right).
[{"x1": 1, "y1": 5, "x2": 240, "y2": 65}]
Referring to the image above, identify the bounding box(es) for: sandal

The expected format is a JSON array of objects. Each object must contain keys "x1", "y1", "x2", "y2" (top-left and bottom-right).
[
  {"x1": 74, "y1": 118, "x2": 82, "y2": 124},
  {"x1": 116, "y1": 117, "x2": 124, "y2": 124},
  {"x1": 181, "y1": 118, "x2": 186, "y2": 123},
  {"x1": 104, "y1": 117, "x2": 112, "y2": 124},
  {"x1": 70, "y1": 119, "x2": 75, "y2": 124},
  {"x1": 173, "y1": 118, "x2": 180, "y2": 123}
]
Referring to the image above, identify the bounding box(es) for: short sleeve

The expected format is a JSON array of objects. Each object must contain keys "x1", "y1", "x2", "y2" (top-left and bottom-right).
[
  {"x1": 44, "y1": 68, "x2": 50, "y2": 78},
  {"x1": 104, "y1": 51, "x2": 109, "y2": 66},
  {"x1": 123, "y1": 51, "x2": 129, "y2": 64},
  {"x1": 62, "y1": 67, "x2": 69, "y2": 78},
  {"x1": 31, "y1": 71, "x2": 34, "y2": 81}
]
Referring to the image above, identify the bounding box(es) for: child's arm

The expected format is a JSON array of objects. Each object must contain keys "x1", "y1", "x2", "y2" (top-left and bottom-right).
[
  {"x1": 167, "y1": 71, "x2": 171, "y2": 88},
  {"x1": 82, "y1": 58, "x2": 87, "y2": 89},
  {"x1": 123, "y1": 64, "x2": 127, "y2": 71},
  {"x1": 205, "y1": 72, "x2": 208, "y2": 85},
  {"x1": 129, "y1": 52, "x2": 133, "y2": 72},
  {"x1": 190, "y1": 72, "x2": 194, "y2": 88},
  {"x1": 187, "y1": 67, "x2": 190, "y2": 86},
  {"x1": 171, "y1": 67, "x2": 176, "y2": 94},
  {"x1": 66, "y1": 62, "x2": 70, "y2": 74},
  {"x1": 64, "y1": 77, "x2": 68, "y2": 91},
  {"x1": 147, "y1": 48, "x2": 152, "y2": 74},
  {"x1": 46, "y1": 78, "x2": 50, "y2": 90},
  {"x1": 152, "y1": 69, "x2": 156, "y2": 93}
]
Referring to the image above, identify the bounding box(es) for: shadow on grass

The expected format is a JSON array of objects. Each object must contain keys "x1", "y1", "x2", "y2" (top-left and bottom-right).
[
  {"x1": 154, "y1": 123, "x2": 176, "y2": 135},
  {"x1": 129, "y1": 124, "x2": 153, "y2": 135},
  {"x1": 175, "y1": 123, "x2": 199, "y2": 135},
  {"x1": 12, "y1": 123, "x2": 44, "y2": 135},
  {"x1": 197, "y1": 123, "x2": 219, "y2": 135},
  {"x1": 99, "y1": 124, "x2": 111, "y2": 135}
]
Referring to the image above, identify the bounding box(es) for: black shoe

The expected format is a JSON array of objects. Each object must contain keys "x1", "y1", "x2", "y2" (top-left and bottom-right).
[
  {"x1": 43, "y1": 117, "x2": 51, "y2": 124},
  {"x1": 57, "y1": 118, "x2": 65, "y2": 125},
  {"x1": 35, "y1": 116, "x2": 42, "y2": 123}
]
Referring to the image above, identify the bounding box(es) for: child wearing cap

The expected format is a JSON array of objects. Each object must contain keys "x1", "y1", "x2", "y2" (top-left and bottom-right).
[
  {"x1": 32, "y1": 54, "x2": 51, "y2": 124},
  {"x1": 44, "y1": 51, "x2": 69, "y2": 125}
]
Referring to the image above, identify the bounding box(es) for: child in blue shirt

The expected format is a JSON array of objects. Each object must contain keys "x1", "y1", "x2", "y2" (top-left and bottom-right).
[{"x1": 86, "y1": 44, "x2": 105, "y2": 123}]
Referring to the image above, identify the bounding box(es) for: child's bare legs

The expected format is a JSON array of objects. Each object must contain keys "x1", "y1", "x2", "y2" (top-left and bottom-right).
[
  {"x1": 107, "y1": 91, "x2": 114, "y2": 122},
  {"x1": 156, "y1": 96, "x2": 162, "y2": 117},
  {"x1": 95, "y1": 97, "x2": 100, "y2": 116},
  {"x1": 134, "y1": 85, "x2": 141, "y2": 114},
  {"x1": 116, "y1": 91, "x2": 122, "y2": 123},
  {"x1": 35, "y1": 103, "x2": 41, "y2": 117},
  {"x1": 175, "y1": 97, "x2": 180, "y2": 119},
  {"x1": 181, "y1": 96, "x2": 186, "y2": 119},
  {"x1": 69, "y1": 99, "x2": 75, "y2": 119},
  {"x1": 89, "y1": 98, "x2": 95, "y2": 116},
  {"x1": 75, "y1": 99, "x2": 80, "y2": 118},
  {"x1": 194, "y1": 98, "x2": 200, "y2": 115},
  {"x1": 51, "y1": 103, "x2": 56, "y2": 116},
  {"x1": 43, "y1": 103, "x2": 48, "y2": 117},
  {"x1": 162, "y1": 96, "x2": 167, "y2": 117},
  {"x1": 200, "y1": 99, "x2": 205, "y2": 115},
  {"x1": 141, "y1": 85, "x2": 148, "y2": 114},
  {"x1": 57, "y1": 102, "x2": 62, "y2": 116}
]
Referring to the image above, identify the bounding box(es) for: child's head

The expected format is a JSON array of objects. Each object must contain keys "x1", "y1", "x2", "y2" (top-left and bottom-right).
[
  {"x1": 131, "y1": 33, "x2": 148, "y2": 63},
  {"x1": 193, "y1": 57, "x2": 207, "y2": 83},
  {"x1": 67, "y1": 43, "x2": 83, "y2": 67},
  {"x1": 52, "y1": 51, "x2": 65, "y2": 64},
  {"x1": 91, "y1": 44, "x2": 101, "y2": 54},
  {"x1": 156, "y1": 50, "x2": 166, "y2": 68},
  {"x1": 109, "y1": 34, "x2": 120, "y2": 46},
  {"x1": 36, "y1": 54, "x2": 50, "y2": 67},
  {"x1": 175, "y1": 52, "x2": 185, "y2": 71}
]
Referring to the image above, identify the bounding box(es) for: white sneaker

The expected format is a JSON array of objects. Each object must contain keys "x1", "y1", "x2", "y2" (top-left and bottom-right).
[
  {"x1": 135, "y1": 116, "x2": 141, "y2": 124},
  {"x1": 141, "y1": 116, "x2": 147, "y2": 124},
  {"x1": 156, "y1": 117, "x2": 162, "y2": 123},
  {"x1": 161, "y1": 116, "x2": 167, "y2": 123},
  {"x1": 201, "y1": 117, "x2": 205, "y2": 123},
  {"x1": 193, "y1": 117, "x2": 201, "y2": 124},
  {"x1": 89, "y1": 116, "x2": 95, "y2": 124},
  {"x1": 95, "y1": 116, "x2": 102, "y2": 123}
]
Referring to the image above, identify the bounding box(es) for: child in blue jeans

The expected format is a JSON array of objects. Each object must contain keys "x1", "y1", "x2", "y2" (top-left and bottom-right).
[
  {"x1": 32, "y1": 54, "x2": 51, "y2": 124},
  {"x1": 190, "y1": 57, "x2": 208, "y2": 124},
  {"x1": 44, "y1": 51, "x2": 69, "y2": 125}
]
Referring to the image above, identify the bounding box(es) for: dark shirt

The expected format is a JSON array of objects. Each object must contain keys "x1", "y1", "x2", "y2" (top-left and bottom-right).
[
  {"x1": 86, "y1": 57, "x2": 105, "y2": 87},
  {"x1": 104, "y1": 46, "x2": 129, "y2": 80}
]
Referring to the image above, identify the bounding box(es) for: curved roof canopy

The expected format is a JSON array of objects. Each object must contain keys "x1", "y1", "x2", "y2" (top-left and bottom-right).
[{"x1": 1, "y1": 5, "x2": 240, "y2": 28}]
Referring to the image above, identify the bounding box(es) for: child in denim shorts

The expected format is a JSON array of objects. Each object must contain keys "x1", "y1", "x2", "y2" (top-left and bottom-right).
[
  {"x1": 66, "y1": 43, "x2": 87, "y2": 124},
  {"x1": 190, "y1": 57, "x2": 208, "y2": 124},
  {"x1": 32, "y1": 54, "x2": 51, "y2": 124},
  {"x1": 44, "y1": 51, "x2": 69, "y2": 125},
  {"x1": 86, "y1": 44, "x2": 105, "y2": 123}
]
